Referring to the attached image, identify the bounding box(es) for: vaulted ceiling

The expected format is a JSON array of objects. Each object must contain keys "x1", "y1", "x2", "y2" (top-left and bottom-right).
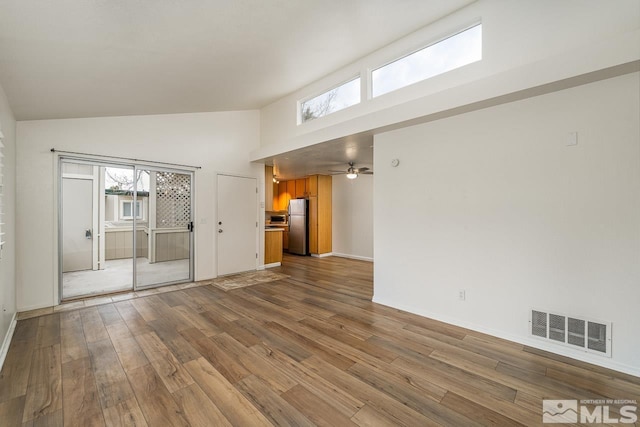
[{"x1": 0, "y1": 0, "x2": 473, "y2": 121}]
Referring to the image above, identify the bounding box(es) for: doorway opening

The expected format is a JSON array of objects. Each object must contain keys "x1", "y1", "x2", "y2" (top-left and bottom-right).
[{"x1": 59, "y1": 158, "x2": 194, "y2": 301}]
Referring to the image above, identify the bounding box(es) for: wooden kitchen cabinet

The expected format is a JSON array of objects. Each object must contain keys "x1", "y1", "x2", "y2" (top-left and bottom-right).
[
  {"x1": 308, "y1": 174, "x2": 331, "y2": 255},
  {"x1": 283, "y1": 228, "x2": 289, "y2": 250},
  {"x1": 308, "y1": 196, "x2": 318, "y2": 253},
  {"x1": 272, "y1": 182, "x2": 278, "y2": 211},
  {"x1": 271, "y1": 174, "x2": 330, "y2": 255},
  {"x1": 306, "y1": 175, "x2": 317, "y2": 197},
  {"x1": 287, "y1": 180, "x2": 296, "y2": 206},
  {"x1": 277, "y1": 181, "x2": 288, "y2": 211},
  {"x1": 272, "y1": 182, "x2": 279, "y2": 210},
  {"x1": 271, "y1": 178, "x2": 308, "y2": 211},
  {"x1": 274, "y1": 180, "x2": 295, "y2": 211},
  {"x1": 318, "y1": 175, "x2": 332, "y2": 254},
  {"x1": 272, "y1": 179, "x2": 299, "y2": 211},
  {"x1": 264, "y1": 230, "x2": 283, "y2": 264},
  {"x1": 266, "y1": 224, "x2": 289, "y2": 251},
  {"x1": 316, "y1": 175, "x2": 332, "y2": 254},
  {"x1": 265, "y1": 166, "x2": 274, "y2": 211},
  {"x1": 295, "y1": 178, "x2": 306, "y2": 198}
]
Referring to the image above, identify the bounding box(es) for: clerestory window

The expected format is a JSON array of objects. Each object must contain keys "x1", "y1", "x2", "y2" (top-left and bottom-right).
[
  {"x1": 372, "y1": 24, "x2": 482, "y2": 97},
  {"x1": 299, "y1": 77, "x2": 361, "y2": 123}
]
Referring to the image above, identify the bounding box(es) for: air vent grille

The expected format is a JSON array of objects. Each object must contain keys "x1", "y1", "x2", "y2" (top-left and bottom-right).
[
  {"x1": 531, "y1": 310, "x2": 547, "y2": 338},
  {"x1": 529, "y1": 310, "x2": 611, "y2": 357},
  {"x1": 567, "y1": 318, "x2": 585, "y2": 347},
  {"x1": 588, "y1": 322, "x2": 607, "y2": 353},
  {"x1": 549, "y1": 314, "x2": 566, "y2": 343}
]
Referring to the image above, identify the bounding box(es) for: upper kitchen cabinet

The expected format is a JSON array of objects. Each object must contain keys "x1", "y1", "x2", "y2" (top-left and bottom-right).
[
  {"x1": 306, "y1": 175, "x2": 317, "y2": 197},
  {"x1": 273, "y1": 180, "x2": 296, "y2": 211},
  {"x1": 295, "y1": 179, "x2": 306, "y2": 198},
  {"x1": 287, "y1": 180, "x2": 296, "y2": 203},
  {"x1": 277, "y1": 181, "x2": 288, "y2": 211}
]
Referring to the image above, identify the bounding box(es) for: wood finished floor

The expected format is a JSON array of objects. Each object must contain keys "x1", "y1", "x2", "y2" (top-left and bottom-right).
[{"x1": 1, "y1": 254, "x2": 639, "y2": 426}]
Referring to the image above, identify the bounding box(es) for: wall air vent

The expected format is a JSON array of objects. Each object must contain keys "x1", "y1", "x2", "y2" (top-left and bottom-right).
[{"x1": 529, "y1": 309, "x2": 611, "y2": 357}]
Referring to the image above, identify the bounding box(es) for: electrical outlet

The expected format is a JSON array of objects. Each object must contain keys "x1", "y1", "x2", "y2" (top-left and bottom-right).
[{"x1": 458, "y1": 290, "x2": 466, "y2": 301}]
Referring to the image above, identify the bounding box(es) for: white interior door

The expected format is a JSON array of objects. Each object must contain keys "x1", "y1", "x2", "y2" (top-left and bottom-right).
[
  {"x1": 62, "y1": 178, "x2": 93, "y2": 272},
  {"x1": 217, "y1": 174, "x2": 257, "y2": 275}
]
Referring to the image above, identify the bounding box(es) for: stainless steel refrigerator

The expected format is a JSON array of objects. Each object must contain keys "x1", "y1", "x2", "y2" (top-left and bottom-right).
[{"x1": 287, "y1": 198, "x2": 308, "y2": 255}]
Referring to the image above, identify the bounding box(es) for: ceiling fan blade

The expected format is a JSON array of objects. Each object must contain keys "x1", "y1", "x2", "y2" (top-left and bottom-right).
[
  {"x1": 355, "y1": 167, "x2": 369, "y2": 173},
  {"x1": 328, "y1": 170, "x2": 347, "y2": 174},
  {"x1": 361, "y1": 171, "x2": 374, "y2": 175}
]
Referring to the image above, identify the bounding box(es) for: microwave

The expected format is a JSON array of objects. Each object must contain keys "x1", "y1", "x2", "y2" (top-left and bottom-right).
[{"x1": 270, "y1": 215, "x2": 286, "y2": 223}]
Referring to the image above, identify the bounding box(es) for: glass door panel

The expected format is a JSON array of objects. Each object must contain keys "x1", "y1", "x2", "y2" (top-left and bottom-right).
[
  {"x1": 61, "y1": 161, "x2": 135, "y2": 299},
  {"x1": 134, "y1": 168, "x2": 192, "y2": 289}
]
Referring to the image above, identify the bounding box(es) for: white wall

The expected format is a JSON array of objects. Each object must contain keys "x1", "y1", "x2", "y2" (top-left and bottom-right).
[
  {"x1": 374, "y1": 72, "x2": 640, "y2": 375},
  {"x1": 16, "y1": 111, "x2": 261, "y2": 311},
  {"x1": 0, "y1": 83, "x2": 16, "y2": 352},
  {"x1": 254, "y1": 0, "x2": 639, "y2": 159},
  {"x1": 332, "y1": 174, "x2": 373, "y2": 261},
  {"x1": 250, "y1": 0, "x2": 639, "y2": 375}
]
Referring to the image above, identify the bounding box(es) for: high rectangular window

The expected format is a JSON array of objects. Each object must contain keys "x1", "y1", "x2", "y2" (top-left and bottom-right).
[
  {"x1": 300, "y1": 77, "x2": 360, "y2": 123},
  {"x1": 372, "y1": 24, "x2": 482, "y2": 97}
]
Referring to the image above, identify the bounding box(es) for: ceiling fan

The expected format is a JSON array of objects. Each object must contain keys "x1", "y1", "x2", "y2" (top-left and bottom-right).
[{"x1": 329, "y1": 162, "x2": 373, "y2": 179}]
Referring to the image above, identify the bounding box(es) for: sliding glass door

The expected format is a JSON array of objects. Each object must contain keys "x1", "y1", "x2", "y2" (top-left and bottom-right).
[
  {"x1": 59, "y1": 158, "x2": 194, "y2": 300},
  {"x1": 61, "y1": 161, "x2": 136, "y2": 299},
  {"x1": 134, "y1": 167, "x2": 192, "y2": 289}
]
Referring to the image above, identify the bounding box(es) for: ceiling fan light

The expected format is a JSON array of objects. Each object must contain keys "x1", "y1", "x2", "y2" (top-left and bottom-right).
[{"x1": 346, "y1": 172, "x2": 358, "y2": 179}]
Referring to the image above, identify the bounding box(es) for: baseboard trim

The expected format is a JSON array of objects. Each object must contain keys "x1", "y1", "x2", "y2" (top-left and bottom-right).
[
  {"x1": 17, "y1": 302, "x2": 55, "y2": 312},
  {"x1": 310, "y1": 252, "x2": 333, "y2": 258},
  {"x1": 263, "y1": 262, "x2": 282, "y2": 269},
  {"x1": 0, "y1": 313, "x2": 17, "y2": 373},
  {"x1": 332, "y1": 252, "x2": 374, "y2": 262},
  {"x1": 372, "y1": 296, "x2": 640, "y2": 377}
]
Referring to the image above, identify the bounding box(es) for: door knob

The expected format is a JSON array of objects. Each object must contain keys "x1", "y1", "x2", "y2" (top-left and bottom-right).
[{"x1": 218, "y1": 229, "x2": 223, "y2": 233}]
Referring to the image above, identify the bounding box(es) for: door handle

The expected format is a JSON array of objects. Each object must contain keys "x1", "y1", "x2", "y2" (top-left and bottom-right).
[
  {"x1": 218, "y1": 229, "x2": 223, "y2": 233},
  {"x1": 85, "y1": 229, "x2": 92, "y2": 239}
]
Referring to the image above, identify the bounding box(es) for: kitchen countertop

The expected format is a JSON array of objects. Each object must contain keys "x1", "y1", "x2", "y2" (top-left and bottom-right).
[{"x1": 265, "y1": 228, "x2": 284, "y2": 232}]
